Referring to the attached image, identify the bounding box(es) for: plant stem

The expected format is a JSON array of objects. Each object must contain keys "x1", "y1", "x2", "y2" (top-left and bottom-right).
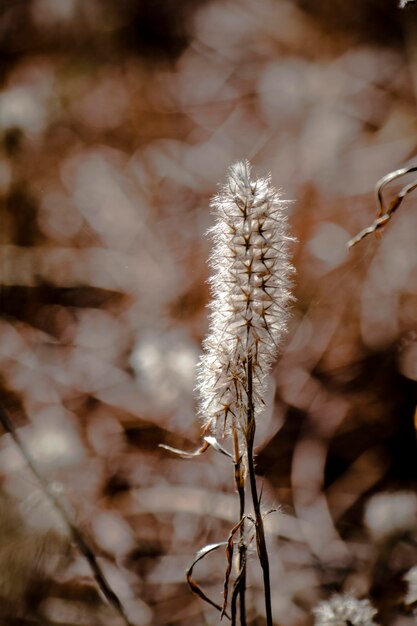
[
  {"x1": 0, "y1": 404, "x2": 133, "y2": 626},
  {"x1": 232, "y1": 427, "x2": 247, "y2": 626},
  {"x1": 246, "y1": 358, "x2": 273, "y2": 626}
]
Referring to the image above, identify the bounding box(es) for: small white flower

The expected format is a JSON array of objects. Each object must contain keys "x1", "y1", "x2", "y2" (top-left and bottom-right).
[
  {"x1": 196, "y1": 161, "x2": 294, "y2": 446},
  {"x1": 313, "y1": 593, "x2": 378, "y2": 626}
]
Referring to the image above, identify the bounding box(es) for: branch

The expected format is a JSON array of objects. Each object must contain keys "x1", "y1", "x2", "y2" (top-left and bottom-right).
[{"x1": 0, "y1": 404, "x2": 133, "y2": 626}]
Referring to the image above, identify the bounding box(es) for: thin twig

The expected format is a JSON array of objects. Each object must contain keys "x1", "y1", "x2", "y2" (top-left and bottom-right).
[
  {"x1": 245, "y1": 358, "x2": 273, "y2": 626},
  {"x1": 348, "y1": 165, "x2": 417, "y2": 249},
  {"x1": 375, "y1": 166, "x2": 417, "y2": 217},
  {"x1": 0, "y1": 404, "x2": 133, "y2": 626}
]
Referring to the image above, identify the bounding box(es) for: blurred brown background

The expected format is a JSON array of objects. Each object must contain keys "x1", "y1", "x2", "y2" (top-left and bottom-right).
[{"x1": 1, "y1": 0, "x2": 417, "y2": 624}]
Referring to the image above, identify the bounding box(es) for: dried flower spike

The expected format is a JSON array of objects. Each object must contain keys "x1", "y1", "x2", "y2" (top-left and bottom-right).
[
  {"x1": 196, "y1": 161, "x2": 294, "y2": 445},
  {"x1": 313, "y1": 594, "x2": 378, "y2": 626}
]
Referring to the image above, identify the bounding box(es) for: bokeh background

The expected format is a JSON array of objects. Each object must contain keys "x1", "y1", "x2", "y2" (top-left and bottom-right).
[{"x1": 1, "y1": 0, "x2": 417, "y2": 624}]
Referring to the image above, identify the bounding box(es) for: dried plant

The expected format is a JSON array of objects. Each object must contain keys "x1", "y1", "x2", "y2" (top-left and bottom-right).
[
  {"x1": 1, "y1": 2, "x2": 417, "y2": 625},
  {"x1": 164, "y1": 161, "x2": 294, "y2": 625}
]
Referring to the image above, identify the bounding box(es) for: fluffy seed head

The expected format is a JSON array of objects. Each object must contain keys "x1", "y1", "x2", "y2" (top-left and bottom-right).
[
  {"x1": 196, "y1": 161, "x2": 294, "y2": 441},
  {"x1": 313, "y1": 594, "x2": 378, "y2": 626}
]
